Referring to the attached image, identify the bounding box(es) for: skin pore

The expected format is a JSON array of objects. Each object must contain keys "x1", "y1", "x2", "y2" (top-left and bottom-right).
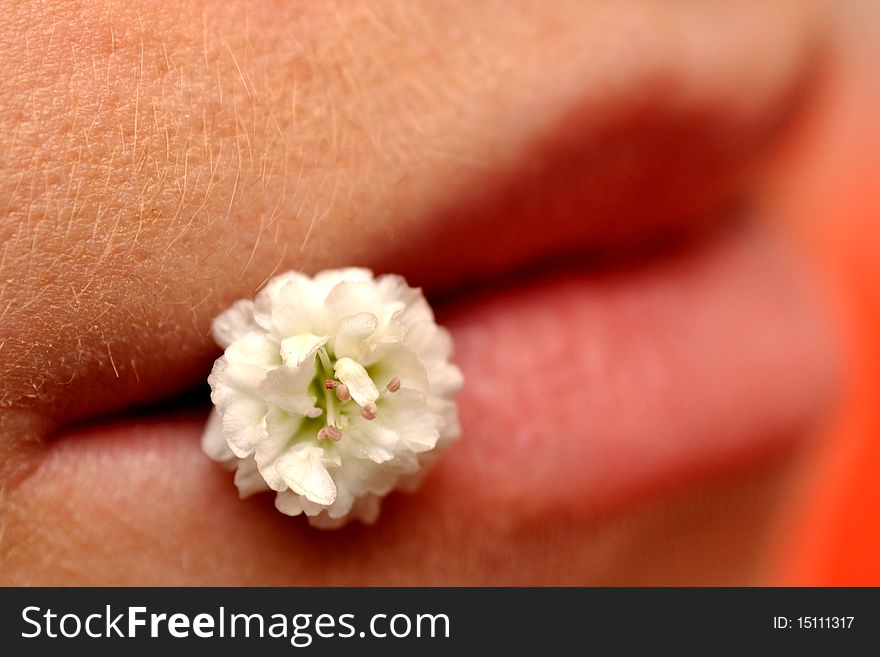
[{"x1": 0, "y1": 1, "x2": 835, "y2": 584}]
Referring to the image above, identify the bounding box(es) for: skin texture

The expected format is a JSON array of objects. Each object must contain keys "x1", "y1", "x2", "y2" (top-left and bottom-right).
[{"x1": 0, "y1": 1, "x2": 836, "y2": 584}]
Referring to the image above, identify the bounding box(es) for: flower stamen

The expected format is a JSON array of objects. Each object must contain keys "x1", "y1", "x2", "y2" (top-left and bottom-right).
[
  {"x1": 360, "y1": 402, "x2": 377, "y2": 421},
  {"x1": 323, "y1": 381, "x2": 339, "y2": 429},
  {"x1": 317, "y1": 347, "x2": 334, "y2": 377},
  {"x1": 317, "y1": 425, "x2": 342, "y2": 442},
  {"x1": 335, "y1": 383, "x2": 351, "y2": 402},
  {"x1": 385, "y1": 377, "x2": 401, "y2": 393}
]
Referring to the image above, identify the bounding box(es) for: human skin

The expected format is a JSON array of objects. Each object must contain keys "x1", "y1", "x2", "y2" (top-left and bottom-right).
[{"x1": 0, "y1": 1, "x2": 836, "y2": 584}]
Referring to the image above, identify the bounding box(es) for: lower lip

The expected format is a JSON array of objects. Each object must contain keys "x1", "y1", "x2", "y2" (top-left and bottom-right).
[{"x1": 432, "y1": 223, "x2": 836, "y2": 519}]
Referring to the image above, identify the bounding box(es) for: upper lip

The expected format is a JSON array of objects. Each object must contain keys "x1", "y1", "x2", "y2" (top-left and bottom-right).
[
  {"x1": 2, "y1": 1, "x2": 822, "y2": 439},
  {"x1": 363, "y1": 36, "x2": 819, "y2": 295}
]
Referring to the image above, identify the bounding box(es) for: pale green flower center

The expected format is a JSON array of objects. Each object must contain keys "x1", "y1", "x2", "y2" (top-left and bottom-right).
[{"x1": 311, "y1": 346, "x2": 397, "y2": 443}]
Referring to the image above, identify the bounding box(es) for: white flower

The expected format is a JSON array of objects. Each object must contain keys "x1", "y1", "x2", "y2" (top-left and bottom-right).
[{"x1": 201, "y1": 268, "x2": 463, "y2": 529}]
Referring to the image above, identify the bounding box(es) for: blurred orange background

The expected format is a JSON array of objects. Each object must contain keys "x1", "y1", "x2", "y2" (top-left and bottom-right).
[{"x1": 764, "y1": 1, "x2": 879, "y2": 585}]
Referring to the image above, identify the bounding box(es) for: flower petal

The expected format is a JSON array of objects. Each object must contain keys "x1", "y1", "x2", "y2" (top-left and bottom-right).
[
  {"x1": 351, "y1": 495, "x2": 382, "y2": 524},
  {"x1": 432, "y1": 397, "x2": 461, "y2": 446},
  {"x1": 274, "y1": 279, "x2": 330, "y2": 336},
  {"x1": 211, "y1": 299, "x2": 258, "y2": 349},
  {"x1": 404, "y1": 322, "x2": 463, "y2": 396},
  {"x1": 300, "y1": 495, "x2": 329, "y2": 517},
  {"x1": 334, "y1": 356, "x2": 380, "y2": 406},
  {"x1": 253, "y1": 272, "x2": 305, "y2": 331},
  {"x1": 200, "y1": 409, "x2": 235, "y2": 462},
  {"x1": 213, "y1": 395, "x2": 267, "y2": 458},
  {"x1": 254, "y1": 272, "x2": 329, "y2": 338},
  {"x1": 280, "y1": 332, "x2": 328, "y2": 367},
  {"x1": 333, "y1": 312, "x2": 378, "y2": 361},
  {"x1": 405, "y1": 320, "x2": 452, "y2": 361},
  {"x1": 275, "y1": 443, "x2": 337, "y2": 505},
  {"x1": 254, "y1": 408, "x2": 303, "y2": 491},
  {"x1": 256, "y1": 361, "x2": 320, "y2": 417},
  {"x1": 377, "y1": 274, "x2": 435, "y2": 327},
  {"x1": 274, "y1": 489, "x2": 304, "y2": 516},
  {"x1": 343, "y1": 418, "x2": 398, "y2": 463},
  {"x1": 382, "y1": 389, "x2": 441, "y2": 453},
  {"x1": 209, "y1": 332, "x2": 281, "y2": 393},
  {"x1": 324, "y1": 280, "x2": 406, "y2": 343},
  {"x1": 312, "y1": 267, "x2": 374, "y2": 290},
  {"x1": 370, "y1": 342, "x2": 429, "y2": 393},
  {"x1": 234, "y1": 458, "x2": 271, "y2": 497}
]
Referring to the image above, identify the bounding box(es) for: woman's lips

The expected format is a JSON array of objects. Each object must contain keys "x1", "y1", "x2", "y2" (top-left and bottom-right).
[
  {"x1": 0, "y1": 1, "x2": 833, "y2": 583},
  {"x1": 4, "y1": 219, "x2": 837, "y2": 583}
]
